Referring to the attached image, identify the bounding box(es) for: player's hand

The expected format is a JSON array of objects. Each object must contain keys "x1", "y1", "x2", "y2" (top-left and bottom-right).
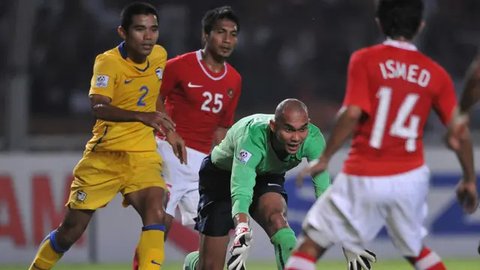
[
  {"x1": 296, "y1": 157, "x2": 329, "y2": 187},
  {"x1": 456, "y1": 179, "x2": 478, "y2": 214},
  {"x1": 165, "y1": 130, "x2": 187, "y2": 164},
  {"x1": 446, "y1": 113, "x2": 469, "y2": 151},
  {"x1": 342, "y1": 248, "x2": 377, "y2": 270},
  {"x1": 227, "y1": 222, "x2": 252, "y2": 270},
  {"x1": 139, "y1": 111, "x2": 176, "y2": 135}
]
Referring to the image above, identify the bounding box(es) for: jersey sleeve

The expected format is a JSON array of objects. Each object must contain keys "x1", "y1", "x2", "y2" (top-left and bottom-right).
[
  {"x1": 159, "y1": 58, "x2": 180, "y2": 98},
  {"x1": 219, "y1": 77, "x2": 242, "y2": 128},
  {"x1": 89, "y1": 54, "x2": 118, "y2": 99},
  {"x1": 432, "y1": 70, "x2": 457, "y2": 125},
  {"x1": 230, "y1": 129, "x2": 263, "y2": 217},
  {"x1": 342, "y1": 51, "x2": 372, "y2": 115},
  {"x1": 304, "y1": 126, "x2": 331, "y2": 197}
]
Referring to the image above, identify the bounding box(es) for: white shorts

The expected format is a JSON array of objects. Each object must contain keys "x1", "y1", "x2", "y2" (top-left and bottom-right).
[
  {"x1": 157, "y1": 138, "x2": 207, "y2": 225},
  {"x1": 302, "y1": 165, "x2": 430, "y2": 257}
]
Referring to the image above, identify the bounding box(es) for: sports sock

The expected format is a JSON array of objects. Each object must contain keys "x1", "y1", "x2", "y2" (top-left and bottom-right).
[
  {"x1": 409, "y1": 246, "x2": 446, "y2": 270},
  {"x1": 183, "y1": 250, "x2": 199, "y2": 270},
  {"x1": 271, "y1": 227, "x2": 297, "y2": 270},
  {"x1": 29, "y1": 230, "x2": 67, "y2": 270},
  {"x1": 137, "y1": 224, "x2": 165, "y2": 270},
  {"x1": 284, "y1": 251, "x2": 316, "y2": 270}
]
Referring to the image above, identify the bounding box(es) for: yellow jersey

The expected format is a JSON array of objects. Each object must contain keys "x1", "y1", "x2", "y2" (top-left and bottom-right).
[{"x1": 86, "y1": 42, "x2": 167, "y2": 152}]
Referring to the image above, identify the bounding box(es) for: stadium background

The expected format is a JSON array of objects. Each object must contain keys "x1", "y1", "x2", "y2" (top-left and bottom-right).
[{"x1": 0, "y1": 0, "x2": 479, "y2": 268}]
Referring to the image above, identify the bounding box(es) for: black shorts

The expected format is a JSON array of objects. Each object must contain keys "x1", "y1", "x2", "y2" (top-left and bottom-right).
[{"x1": 194, "y1": 156, "x2": 287, "y2": 236}]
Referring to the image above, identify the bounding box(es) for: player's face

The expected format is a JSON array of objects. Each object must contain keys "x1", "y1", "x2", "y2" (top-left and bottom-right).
[
  {"x1": 122, "y1": 14, "x2": 159, "y2": 62},
  {"x1": 204, "y1": 19, "x2": 238, "y2": 59},
  {"x1": 273, "y1": 111, "x2": 309, "y2": 155}
]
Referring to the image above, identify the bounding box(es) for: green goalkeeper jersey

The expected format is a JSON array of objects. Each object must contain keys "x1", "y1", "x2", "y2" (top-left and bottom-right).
[{"x1": 210, "y1": 113, "x2": 330, "y2": 217}]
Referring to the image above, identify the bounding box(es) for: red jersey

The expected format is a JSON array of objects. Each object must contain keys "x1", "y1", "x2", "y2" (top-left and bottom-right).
[
  {"x1": 160, "y1": 50, "x2": 242, "y2": 154},
  {"x1": 342, "y1": 40, "x2": 457, "y2": 176}
]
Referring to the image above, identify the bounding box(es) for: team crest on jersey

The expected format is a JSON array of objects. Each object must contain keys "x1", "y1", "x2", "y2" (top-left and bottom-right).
[
  {"x1": 227, "y1": 88, "x2": 234, "y2": 98},
  {"x1": 95, "y1": 75, "x2": 109, "y2": 88},
  {"x1": 155, "y1": 68, "x2": 163, "y2": 80},
  {"x1": 76, "y1": 190, "x2": 87, "y2": 202},
  {"x1": 237, "y1": 149, "x2": 252, "y2": 164}
]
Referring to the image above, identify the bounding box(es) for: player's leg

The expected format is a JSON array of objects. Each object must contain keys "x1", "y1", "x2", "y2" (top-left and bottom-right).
[
  {"x1": 30, "y1": 150, "x2": 119, "y2": 270},
  {"x1": 251, "y1": 191, "x2": 295, "y2": 270},
  {"x1": 188, "y1": 155, "x2": 233, "y2": 270},
  {"x1": 386, "y1": 166, "x2": 446, "y2": 270},
  {"x1": 285, "y1": 233, "x2": 327, "y2": 270},
  {"x1": 124, "y1": 151, "x2": 168, "y2": 270},
  {"x1": 29, "y1": 208, "x2": 94, "y2": 270}
]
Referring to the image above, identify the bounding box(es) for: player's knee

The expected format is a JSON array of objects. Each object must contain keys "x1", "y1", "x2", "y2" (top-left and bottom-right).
[{"x1": 268, "y1": 211, "x2": 288, "y2": 231}]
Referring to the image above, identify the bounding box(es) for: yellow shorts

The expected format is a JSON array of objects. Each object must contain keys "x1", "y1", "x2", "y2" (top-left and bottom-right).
[{"x1": 67, "y1": 150, "x2": 165, "y2": 210}]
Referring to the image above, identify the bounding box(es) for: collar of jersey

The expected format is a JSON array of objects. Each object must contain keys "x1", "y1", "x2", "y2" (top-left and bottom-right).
[
  {"x1": 117, "y1": 42, "x2": 150, "y2": 72},
  {"x1": 383, "y1": 39, "x2": 417, "y2": 51},
  {"x1": 195, "y1": 49, "x2": 228, "y2": 81}
]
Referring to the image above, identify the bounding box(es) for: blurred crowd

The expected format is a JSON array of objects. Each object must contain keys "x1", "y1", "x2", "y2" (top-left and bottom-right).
[{"x1": 0, "y1": 0, "x2": 479, "y2": 139}]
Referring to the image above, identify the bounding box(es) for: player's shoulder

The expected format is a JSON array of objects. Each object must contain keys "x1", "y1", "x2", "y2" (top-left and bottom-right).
[
  {"x1": 225, "y1": 62, "x2": 242, "y2": 80},
  {"x1": 93, "y1": 47, "x2": 124, "y2": 70},
  {"x1": 149, "y1": 44, "x2": 168, "y2": 65},
  {"x1": 307, "y1": 123, "x2": 325, "y2": 140},
  {"x1": 166, "y1": 51, "x2": 196, "y2": 66}
]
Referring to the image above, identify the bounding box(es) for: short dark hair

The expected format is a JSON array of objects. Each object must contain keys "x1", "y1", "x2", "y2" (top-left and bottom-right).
[
  {"x1": 120, "y1": 2, "x2": 159, "y2": 30},
  {"x1": 376, "y1": 0, "x2": 424, "y2": 40},
  {"x1": 202, "y1": 6, "x2": 240, "y2": 34}
]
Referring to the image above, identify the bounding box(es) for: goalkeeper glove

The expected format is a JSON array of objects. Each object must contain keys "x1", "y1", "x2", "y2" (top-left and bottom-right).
[
  {"x1": 342, "y1": 248, "x2": 377, "y2": 270},
  {"x1": 227, "y1": 222, "x2": 252, "y2": 270}
]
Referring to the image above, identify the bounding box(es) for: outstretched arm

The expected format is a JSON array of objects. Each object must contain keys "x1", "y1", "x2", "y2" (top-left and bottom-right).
[{"x1": 298, "y1": 105, "x2": 362, "y2": 182}]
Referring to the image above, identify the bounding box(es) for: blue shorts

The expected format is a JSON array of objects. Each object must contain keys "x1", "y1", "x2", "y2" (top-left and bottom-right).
[{"x1": 194, "y1": 156, "x2": 287, "y2": 236}]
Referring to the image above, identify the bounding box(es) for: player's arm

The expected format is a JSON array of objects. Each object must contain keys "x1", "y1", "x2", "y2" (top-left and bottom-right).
[
  {"x1": 298, "y1": 105, "x2": 362, "y2": 182},
  {"x1": 459, "y1": 53, "x2": 480, "y2": 114},
  {"x1": 447, "y1": 53, "x2": 480, "y2": 150},
  {"x1": 302, "y1": 127, "x2": 331, "y2": 197},
  {"x1": 451, "y1": 123, "x2": 477, "y2": 214},
  {"x1": 212, "y1": 127, "x2": 228, "y2": 147},
  {"x1": 90, "y1": 94, "x2": 175, "y2": 134}
]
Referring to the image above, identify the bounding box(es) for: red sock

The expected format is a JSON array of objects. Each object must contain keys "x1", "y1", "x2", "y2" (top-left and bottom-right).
[
  {"x1": 409, "y1": 247, "x2": 446, "y2": 270},
  {"x1": 285, "y1": 251, "x2": 316, "y2": 270},
  {"x1": 132, "y1": 248, "x2": 139, "y2": 270}
]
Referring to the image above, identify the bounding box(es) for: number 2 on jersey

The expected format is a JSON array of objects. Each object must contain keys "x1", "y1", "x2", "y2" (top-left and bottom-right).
[
  {"x1": 369, "y1": 86, "x2": 420, "y2": 152},
  {"x1": 137, "y1": 86, "x2": 149, "y2": 107},
  {"x1": 201, "y1": 91, "x2": 223, "y2": 113}
]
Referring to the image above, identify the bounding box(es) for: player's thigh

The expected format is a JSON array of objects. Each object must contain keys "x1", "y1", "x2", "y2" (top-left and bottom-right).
[
  {"x1": 177, "y1": 185, "x2": 200, "y2": 225},
  {"x1": 250, "y1": 173, "x2": 288, "y2": 236},
  {"x1": 251, "y1": 192, "x2": 288, "y2": 237},
  {"x1": 198, "y1": 233, "x2": 230, "y2": 270},
  {"x1": 195, "y1": 156, "x2": 233, "y2": 235},
  {"x1": 68, "y1": 151, "x2": 124, "y2": 210},
  {"x1": 125, "y1": 186, "x2": 166, "y2": 225},
  {"x1": 122, "y1": 151, "x2": 166, "y2": 203},
  {"x1": 385, "y1": 165, "x2": 430, "y2": 256}
]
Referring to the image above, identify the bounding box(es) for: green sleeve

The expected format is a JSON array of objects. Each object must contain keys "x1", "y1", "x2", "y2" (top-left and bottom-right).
[
  {"x1": 230, "y1": 134, "x2": 264, "y2": 217},
  {"x1": 312, "y1": 171, "x2": 331, "y2": 198},
  {"x1": 304, "y1": 125, "x2": 331, "y2": 198}
]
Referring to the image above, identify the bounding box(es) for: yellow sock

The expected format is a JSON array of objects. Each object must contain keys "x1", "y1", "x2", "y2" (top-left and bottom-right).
[
  {"x1": 137, "y1": 224, "x2": 165, "y2": 270},
  {"x1": 28, "y1": 238, "x2": 63, "y2": 270}
]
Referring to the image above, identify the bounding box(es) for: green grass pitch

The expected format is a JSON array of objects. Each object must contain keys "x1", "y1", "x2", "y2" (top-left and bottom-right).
[{"x1": 4, "y1": 259, "x2": 479, "y2": 270}]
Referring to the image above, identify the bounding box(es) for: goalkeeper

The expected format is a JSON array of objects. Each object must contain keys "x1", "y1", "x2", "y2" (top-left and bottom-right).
[{"x1": 183, "y1": 98, "x2": 376, "y2": 270}]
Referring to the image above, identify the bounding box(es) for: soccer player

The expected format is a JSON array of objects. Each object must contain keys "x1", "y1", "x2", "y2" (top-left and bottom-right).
[
  {"x1": 159, "y1": 5, "x2": 241, "y2": 233},
  {"x1": 285, "y1": 1, "x2": 478, "y2": 270},
  {"x1": 131, "y1": 6, "x2": 242, "y2": 269},
  {"x1": 182, "y1": 98, "x2": 331, "y2": 270},
  {"x1": 29, "y1": 2, "x2": 174, "y2": 270}
]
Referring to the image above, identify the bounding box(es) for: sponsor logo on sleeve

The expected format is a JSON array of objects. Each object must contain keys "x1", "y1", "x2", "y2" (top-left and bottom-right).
[
  {"x1": 237, "y1": 149, "x2": 252, "y2": 164},
  {"x1": 95, "y1": 75, "x2": 109, "y2": 88}
]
